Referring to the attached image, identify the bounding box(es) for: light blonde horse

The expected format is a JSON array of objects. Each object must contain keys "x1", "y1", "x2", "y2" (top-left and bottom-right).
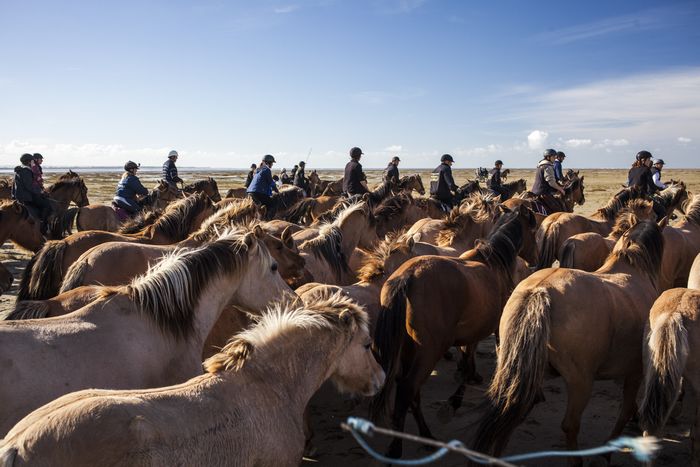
[
  {"x1": 0, "y1": 229, "x2": 292, "y2": 436},
  {"x1": 639, "y1": 287, "x2": 700, "y2": 465},
  {"x1": 690, "y1": 253, "x2": 700, "y2": 290},
  {"x1": 0, "y1": 293, "x2": 384, "y2": 467},
  {"x1": 473, "y1": 220, "x2": 666, "y2": 465}
]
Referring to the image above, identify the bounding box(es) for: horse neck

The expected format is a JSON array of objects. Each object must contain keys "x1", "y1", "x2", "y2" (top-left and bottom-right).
[
  {"x1": 189, "y1": 275, "x2": 245, "y2": 349},
  {"x1": 337, "y1": 211, "x2": 369, "y2": 257}
]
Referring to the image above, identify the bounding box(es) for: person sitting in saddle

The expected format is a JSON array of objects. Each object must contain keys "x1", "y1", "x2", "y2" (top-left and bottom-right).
[
  {"x1": 290, "y1": 164, "x2": 298, "y2": 181},
  {"x1": 280, "y1": 168, "x2": 291, "y2": 185},
  {"x1": 651, "y1": 158, "x2": 667, "y2": 191},
  {"x1": 244, "y1": 163, "x2": 257, "y2": 188},
  {"x1": 430, "y1": 154, "x2": 459, "y2": 209},
  {"x1": 31, "y1": 153, "x2": 45, "y2": 193},
  {"x1": 246, "y1": 154, "x2": 279, "y2": 209},
  {"x1": 531, "y1": 149, "x2": 566, "y2": 214},
  {"x1": 383, "y1": 156, "x2": 400, "y2": 185},
  {"x1": 162, "y1": 150, "x2": 184, "y2": 189},
  {"x1": 12, "y1": 153, "x2": 52, "y2": 233},
  {"x1": 629, "y1": 150, "x2": 667, "y2": 219},
  {"x1": 113, "y1": 161, "x2": 150, "y2": 215},
  {"x1": 554, "y1": 151, "x2": 566, "y2": 183},
  {"x1": 293, "y1": 160, "x2": 309, "y2": 195},
  {"x1": 343, "y1": 147, "x2": 369, "y2": 197},
  {"x1": 486, "y1": 159, "x2": 505, "y2": 198}
]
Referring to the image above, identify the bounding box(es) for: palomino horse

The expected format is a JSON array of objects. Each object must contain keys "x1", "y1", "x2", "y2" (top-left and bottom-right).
[
  {"x1": 373, "y1": 193, "x2": 425, "y2": 238},
  {"x1": 0, "y1": 201, "x2": 45, "y2": 253},
  {"x1": 370, "y1": 207, "x2": 536, "y2": 458},
  {"x1": 53, "y1": 180, "x2": 182, "y2": 234},
  {"x1": 690, "y1": 253, "x2": 700, "y2": 289},
  {"x1": 558, "y1": 198, "x2": 656, "y2": 271},
  {"x1": 0, "y1": 293, "x2": 384, "y2": 467},
  {"x1": 473, "y1": 219, "x2": 666, "y2": 464},
  {"x1": 655, "y1": 194, "x2": 700, "y2": 291},
  {"x1": 639, "y1": 287, "x2": 700, "y2": 465},
  {"x1": 0, "y1": 229, "x2": 292, "y2": 436},
  {"x1": 16, "y1": 192, "x2": 216, "y2": 301},
  {"x1": 183, "y1": 177, "x2": 222, "y2": 202},
  {"x1": 397, "y1": 174, "x2": 426, "y2": 196}
]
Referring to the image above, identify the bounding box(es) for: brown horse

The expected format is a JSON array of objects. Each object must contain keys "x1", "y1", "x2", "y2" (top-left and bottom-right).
[
  {"x1": 370, "y1": 207, "x2": 536, "y2": 458},
  {"x1": 473, "y1": 219, "x2": 665, "y2": 465},
  {"x1": 0, "y1": 293, "x2": 383, "y2": 467},
  {"x1": 397, "y1": 174, "x2": 425, "y2": 196},
  {"x1": 183, "y1": 177, "x2": 222, "y2": 202},
  {"x1": 16, "y1": 192, "x2": 216, "y2": 301},
  {"x1": 639, "y1": 287, "x2": 700, "y2": 465},
  {"x1": 505, "y1": 173, "x2": 586, "y2": 221},
  {"x1": 372, "y1": 193, "x2": 425, "y2": 238},
  {"x1": 656, "y1": 194, "x2": 700, "y2": 291},
  {"x1": 0, "y1": 229, "x2": 292, "y2": 436},
  {"x1": 0, "y1": 201, "x2": 45, "y2": 253}
]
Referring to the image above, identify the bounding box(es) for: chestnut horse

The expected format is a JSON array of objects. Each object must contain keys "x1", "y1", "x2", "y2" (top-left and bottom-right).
[
  {"x1": 397, "y1": 174, "x2": 426, "y2": 196},
  {"x1": 16, "y1": 192, "x2": 216, "y2": 301},
  {"x1": 0, "y1": 229, "x2": 292, "y2": 436},
  {"x1": 370, "y1": 206, "x2": 536, "y2": 458},
  {"x1": 639, "y1": 287, "x2": 700, "y2": 465},
  {"x1": 183, "y1": 177, "x2": 222, "y2": 202},
  {"x1": 473, "y1": 220, "x2": 665, "y2": 465},
  {"x1": 0, "y1": 293, "x2": 384, "y2": 467},
  {"x1": 0, "y1": 201, "x2": 45, "y2": 253}
]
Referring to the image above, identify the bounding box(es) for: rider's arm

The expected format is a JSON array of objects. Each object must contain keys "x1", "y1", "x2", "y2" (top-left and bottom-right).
[
  {"x1": 445, "y1": 168, "x2": 458, "y2": 192},
  {"x1": 544, "y1": 166, "x2": 565, "y2": 193},
  {"x1": 263, "y1": 167, "x2": 278, "y2": 193},
  {"x1": 652, "y1": 171, "x2": 666, "y2": 189},
  {"x1": 132, "y1": 177, "x2": 150, "y2": 196}
]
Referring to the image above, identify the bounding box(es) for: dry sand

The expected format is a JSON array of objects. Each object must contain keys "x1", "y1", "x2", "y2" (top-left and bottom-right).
[{"x1": 1, "y1": 167, "x2": 699, "y2": 466}]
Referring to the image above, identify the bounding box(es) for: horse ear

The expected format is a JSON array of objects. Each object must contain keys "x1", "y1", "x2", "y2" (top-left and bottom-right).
[
  {"x1": 281, "y1": 226, "x2": 294, "y2": 249},
  {"x1": 13, "y1": 202, "x2": 23, "y2": 214},
  {"x1": 252, "y1": 224, "x2": 265, "y2": 239},
  {"x1": 339, "y1": 310, "x2": 353, "y2": 326},
  {"x1": 657, "y1": 216, "x2": 669, "y2": 230},
  {"x1": 258, "y1": 205, "x2": 267, "y2": 218},
  {"x1": 362, "y1": 193, "x2": 370, "y2": 202},
  {"x1": 243, "y1": 232, "x2": 257, "y2": 248},
  {"x1": 406, "y1": 236, "x2": 415, "y2": 250}
]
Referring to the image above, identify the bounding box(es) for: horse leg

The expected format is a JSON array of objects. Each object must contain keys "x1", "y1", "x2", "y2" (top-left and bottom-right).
[
  {"x1": 559, "y1": 376, "x2": 593, "y2": 467},
  {"x1": 600, "y1": 374, "x2": 642, "y2": 464},
  {"x1": 454, "y1": 344, "x2": 482, "y2": 385},
  {"x1": 410, "y1": 390, "x2": 436, "y2": 442},
  {"x1": 387, "y1": 377, "x2": 412, "y2": 459}
]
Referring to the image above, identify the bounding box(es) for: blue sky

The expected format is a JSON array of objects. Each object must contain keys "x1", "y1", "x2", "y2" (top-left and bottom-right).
[{"x1": 1, "y1": 0, "x2": 699, "y2": 168}]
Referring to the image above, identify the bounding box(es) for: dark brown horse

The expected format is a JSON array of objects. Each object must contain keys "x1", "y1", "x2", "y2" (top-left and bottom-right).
[
  {"x1": 370, "y1": 206, "x2": 536, "y2": 459},
  {"x1": 183, "y1": 177, "x2": 222, "y2": 202},
  {"x1": 0, "y1": 201, "x2": 45, "y2": 253}
]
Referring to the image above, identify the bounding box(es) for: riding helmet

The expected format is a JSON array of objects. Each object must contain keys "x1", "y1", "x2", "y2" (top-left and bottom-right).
[
  {"x1": 124, "y1": 161, "x2": 140, "y2": 171},
  {"x1": 441, "y1": 154, "x2": 454, "y2": 162},
  {"x1": 556, "y1": 151, "x2": 566, "y2": 158},
  {"x1": 392, "y1": 156, "x2": 401, "y2": 162},
  {"x1": 350, "y1": 147, "x2": 363, "y2": 159},
  {"x1": 654, "y1": 159, "x2": 665, "y2": 165},
  {"x1": 168, "y1": 150, "x2": 179, "y2": 158},
  {"x1": 636, "y1": 150, "x2": 652, "y2": 161},
  {"x1": 299, "y1": 161, "x2": 306, "y2": 166},
  {"x1": 20, "y1": 153, "x2": 33, "y2": 164},
  {"x1": 494, "y1": 160, "x2": 503, "y2": 165},
  {"x1": 32, "y1": 153, "x2": 44, "y2": 161},
  {"x1": 543, "y1": 149, "x2": 557, "y2": 158},
  {"x1": 263, "y1": 154, "x2": 276, "y2": 164}
]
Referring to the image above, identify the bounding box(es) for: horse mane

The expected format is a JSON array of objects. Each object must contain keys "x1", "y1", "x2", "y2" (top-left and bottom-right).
[
  {"x1": 436, "y1": 193, "x2": 498, "y2": 247},
  {"x1": 357, "y1": 232, "x2": 408, "y2": 282},
  {"x1": 118, "y1": 210, "x2": 162, "y2": 234},
  {"x1": 0, "y1": 200, "x2": 31, "y2": 221},
  {"x1": 656, "y1": 182, "x2": 687, "y2": 211},
  {"x1": 469, "y1": 209, "x2": 524, "y2": 282},
  {"x1": 203, "y1": 291, "x2": 368, "y2": 373},
  {"x1": 373, "y1": 193, "x2": 413, "y2": 225},
  {"x1": 149, "y1": 192, "x2": 213, "y2": 241},
  {"x1": 0, "y1": 178, "x2": 11, "y2": 188},
  {"x1": 609, "y1": 199, "x2": 653, "y2": 240},
  {"x1": 312, "y1": 199, "x2": 352, "y2": 225},
  {"x1": 368, "y1": 180, "x2": 392, "y2": 206},
  {"x1": 100, "y1": 229, "x2": 265, "y2": 340},
  {"x1": 605, "y1": 220, "x2": 664, "y2": 283},
  {"x1": 502, "y1": 179, "x2": 526, "y2": 190},
  {"x1": 683, "y1": 194, "x2": 700, "y2": 226},
  {"x1": 595, "y1": 187, "x2": 642, "y2": 221},
  {"x1": 183, "y1": 179, "x2": 209, "y2": 191},
  {"x1": 56, "y1": 171, "x2": 81, "y2": 182},
  {"x1": 46, "y1": 177, "x2": 85, "y2": 193},
  {"x1": 189, "y1": 199, "x2": 259, "y2": 243}
]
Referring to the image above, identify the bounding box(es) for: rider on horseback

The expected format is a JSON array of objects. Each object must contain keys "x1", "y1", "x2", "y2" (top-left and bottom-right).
[
  {"x1": 554, "y1": 151, "x2": 566, "y2": 183},
  {"x1": 113, "y1": 161, "x2": 149, "y2": 214},
  {"x1": 532, "y1": 149, "x2": 566, "y2": 214},
  {"x1": 486, "y1": 159, "x2": 505, "y2": 198},
  {"x1": 246, "y1": 154, "x2": 279, "y2": 208},
  {"x1": 162, "y1": 150, "x2": 183, "y2": 190},
  {"x1": 628, "y1": 150, "x2": 656, "y2": 195},
  {"x1": 430, "y1": 154, "x2": 459, "y2": 209},
  {"x1": 651, "y1": 158, "x2": 667, "y2": 190},
  {"x1": 343, "y1": 147, "x2": 369, "y2": 197},
  {"x1": 293, "y1": 161, "x2": 308, "y2": 195},
  {"x1": 383, "y1": 156, "x2": 400, "y2": 185},
  {"x1": 12, "y1": 153, "x2": 52, "y2": 233}
]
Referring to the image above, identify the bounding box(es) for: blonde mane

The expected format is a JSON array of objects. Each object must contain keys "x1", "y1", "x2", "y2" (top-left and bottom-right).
[
  {"x1": 683, "y1": 194, "x2": 700, "y2": 226},
  {"x1": 357, "y1": 233, "x2": 409, "y2": 283},
  {"x1": 609, "y1": 199, "x2": 653, "y2": 240},
  {"x1": 148, "y1": 192, "x2": 214, "y2": 241},
  {"x1": 189, "y1": 199, "x2": 259, "y2": 243},
  {"x1": 204, "y1": 291, "x2": 368, "y2": 373},
  {"x1": 436, "y1": 193, "x2": 499, "y2": 247}
]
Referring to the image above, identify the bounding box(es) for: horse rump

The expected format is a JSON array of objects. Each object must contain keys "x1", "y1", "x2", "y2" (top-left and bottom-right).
[{"x1": 15, "y1": 240, "x2": 67, "y2": 302}]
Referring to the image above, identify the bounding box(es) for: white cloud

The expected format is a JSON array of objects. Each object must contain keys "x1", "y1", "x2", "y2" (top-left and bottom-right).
[
  {"x1": 384, "y1": 145, "x2": 403, "y2": 152},
  {"x1": 593, "y1": 138, "x2": 629, "y2": 149},
  {"x1": 563, "y1": 138, "x2": 592, "y2": 148},
  {"x1": 678, "y1": 136, "x2": 692, "y2": 143},
  {"x1": 373, "y1": 0, "x2": 430, "y2": 14},
  {"x1": 527, "y1": 130, "x2": 549, "y2": 150},
  {"x1": 353, "y1": 87, "x2": 425, "y2": 105},
  {"x1": 273, "y1": 5, "x2": 299, "y2": 14}
]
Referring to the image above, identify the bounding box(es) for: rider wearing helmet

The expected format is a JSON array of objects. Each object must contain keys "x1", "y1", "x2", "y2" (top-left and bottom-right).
[
  {"x1": 31, "y1": 153, "x2": 45, "y2": 192},
  {"x1": 245, "y1": 163, "x2": 257, "y2": 188},
  {"x1": 628, "y1": 150, "x2": 655, "y2": 195},
  {"x1": 12, "y1": 153, "x2": 52, "y2": 232},
  {"x1": 532, "y1": 149, "x2": 566, "y2": 214},
  {"x1": 293, "y1": 160, "x2": 308, "y2": 194},
  {"x1": 114, "y1": 161, "x2": 149, "y2": 214},
  {"x1": 162, "y1": 150, "x2": 183, "y2": 188},
  {"x1": 430, "y1": 154, "x2": 459, "y2": 208},
  {"x1": 651, "y1": 158, "x2": 667, "y2": 190},
  {"x1": 487, "y1": 159, "x2": 504, "y2": 197},
  {"x1": 554, "y1": 151, "x2": 566, "y2": 183},
  {"x1": 246, "y1": 154, "x2": 279, "y2": 208},
  {"x1": 343, "y1": 147, "x2": 369, "y2": 196},
  {"x1": 383, "y1": 156, "x2": 401, "y2": 185}
]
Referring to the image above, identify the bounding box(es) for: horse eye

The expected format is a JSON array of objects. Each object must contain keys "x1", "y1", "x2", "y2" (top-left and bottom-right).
[
  {"x1": 271, "y1": 263, "x2": 278, "y2": 272},
  {"x1": 364, "y1": 343, "x2": 371, "y2": 350}
]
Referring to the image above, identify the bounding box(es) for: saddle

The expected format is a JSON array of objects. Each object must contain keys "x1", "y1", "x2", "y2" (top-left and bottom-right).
[{"x1": 111, "y1": 202, "x2": 131, "y2": 222}]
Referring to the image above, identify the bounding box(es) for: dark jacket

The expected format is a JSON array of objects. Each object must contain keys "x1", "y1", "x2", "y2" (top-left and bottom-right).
[
  {"x1": 486, "y1": 167, "x2": 501, "y2": 189},
  {"x1": 12, "y1": 165, "x2": 41, "y2": 204},
  {"x1": 293, "y1": 167, "x2": 306, "y2": 189},
  {"x1": 553, "y1": 160, "x2": 564, "y2": 182},
  {"x1": 244, "y1": 170, "x2": 255, "y2": 188},
  {"x1": 247, "y1": 165, "x2": 278, "y2": 196},
  {"x1": 430, "y1": 163, "x2": 458, "y2": 201},
  {"x1": 628, "y1": 166, "x2": 655, "y2": 195},
  {"x1": 532, "y1": 159, "x2": 558, "y2": 196},
  {"x1": 31, "y1": 164, "x2": 44, "y2": 191},
  {"x1": 116, "y1": 174, "x2": 149, "y2": 201},
  {"x1": 162, "y1": 159, "x2": 183, "y2": 184},
  {"x1": 343, "y1": 159, "x2": 368, "y2": 195},
  {"x1": 383, "y1": 163, "x2": 399, "y2": 183}
]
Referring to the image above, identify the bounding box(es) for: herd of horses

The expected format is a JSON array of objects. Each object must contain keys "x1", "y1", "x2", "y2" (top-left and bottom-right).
[{"x1": 0, "y1": 168, "x2": 699, "y2": 466}]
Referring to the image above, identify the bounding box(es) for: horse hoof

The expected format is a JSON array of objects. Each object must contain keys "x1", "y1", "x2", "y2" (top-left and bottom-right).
[{"x1": 436, "y1": 402, "x2": 455, "y2": 424}]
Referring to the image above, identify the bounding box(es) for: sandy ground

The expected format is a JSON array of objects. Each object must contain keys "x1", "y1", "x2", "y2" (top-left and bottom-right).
[{"x1": 1, "y1": 168, "x2": 699, "y2": 465}]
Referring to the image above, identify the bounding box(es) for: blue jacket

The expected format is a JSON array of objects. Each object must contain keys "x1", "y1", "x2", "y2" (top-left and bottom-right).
[
  {"x1": 116, "y1": 174, "x2": 149, "y2": 201},
  {"x1": 162, "y1": 159, "x2": 183, "y2": 184},
  {"x1": 246, "y1": 165, "x2": 278, "y2": 196},
  {"x1": 553, "y1": 160, "x2": 564, "y2": 182}
]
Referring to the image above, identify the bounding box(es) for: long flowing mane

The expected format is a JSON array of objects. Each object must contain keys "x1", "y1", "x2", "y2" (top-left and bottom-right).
[
  {"x1": 436, "y1": 193, "x2": 499, "y2": 247},
  {"x1": 373, "y1": 193, "x2": 413, "y2": 226},
  {"x1": 594, "y1": 187, "x2": 643, "y2": 221},
  {"x1": 146, "y1": 192, "x2": 214, "y2": 241},
  {"x1": 467, "y1": 208, "x2": 525, "y2": 284},
  {"x1": 604, "y1": 220, "x2": 664, "y2": 283},
  {"x1": 55, "y1": 170, "x2": 81, "y2": 182},
  {"x1": 655, "y1": 182, "x2": 687, "y2": 212},
  {"x1": 183, "y1": 178, "x2": 218, "y2": 193},
  {"x1": 100, "y1": 229, "x2": 266, "y2": 340},
  {"x1": 0, "y1": 200, "x2": 32, "y2": 222},
  {"x1": 203, "y1": 291, "x2": 368, "y2": 373},
  {"x1": 188, "y1": 199, "x2": 259, "y2": 243},
  {"x1": 398, "y1": 174, "x2": 422, "y2": 190},
  {"x1": 357, "y1": 232, "x2": 409, "y2": 283},
  {"x1": 608, "y1": 199, "x2": 653, "y2": 240},
  {"x1": 683, "y1": 194, "x2": 700, "y2": 226}
]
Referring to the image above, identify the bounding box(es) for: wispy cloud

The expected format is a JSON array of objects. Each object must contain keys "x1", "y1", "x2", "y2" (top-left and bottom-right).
[
  {"x1": 273, "y1": 5, "x2": 299, "y2": 14},
  {"x1": 678, "y1": 136, "x2": 692, "y2": 143},
  {"x1": 561, "y1": 138, "x2": 592, "y2": 148},
  {"x1": 536, "y1": 5, "x2": 698, "y2": 45},
  {"x1": 384, "y1": 145, "x2": 403, "y2": 152},
  {"x1": 372, "y1": 0, "x2": 430, "y2": 15},
  {"x1": 353, "y1": 87, "x2": 425, "y2": 105}
]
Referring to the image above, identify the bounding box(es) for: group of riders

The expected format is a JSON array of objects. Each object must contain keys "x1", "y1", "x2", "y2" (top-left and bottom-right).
[{"x1": 10, "y1": 146, "x2": 670, "y2": 229}]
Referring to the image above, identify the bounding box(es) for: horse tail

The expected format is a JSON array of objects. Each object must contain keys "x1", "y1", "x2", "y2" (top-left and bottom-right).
[
  {"x1": 15, "y1": 240, "x2": 67, "y2": 302},
  {"x1": 370, "y1": 275, "x2": 412, "y2": 423},
  {"x1": 285, "y1": 198, "x2": 316, "y2": 225},
  {"x1": 535, "y1": 219, "x2": 559, "y2": 270},
  {"x1": 0, "y1": 446, "x2": 18, "y2": 467},
  {"x1": 639, "y1": 305, "x2": 689, "y2": 435},
  {"x1": 60, "y1": 258, "x2": 89, "y2": 294},
  {"x1": 559, "y1": 238, "x2": 576, "y2": 269},
  {"x1": 473, "y1": 288, "x2": 551, "y2": 455},
  {"x1": 4, "y1": 300, "x2": 51, "y2": 320}
]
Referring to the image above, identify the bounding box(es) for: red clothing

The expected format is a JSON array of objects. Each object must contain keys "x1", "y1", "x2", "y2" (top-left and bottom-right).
[{"x1": 31, "y1": 164, "x2": 44, "y2": 191}]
